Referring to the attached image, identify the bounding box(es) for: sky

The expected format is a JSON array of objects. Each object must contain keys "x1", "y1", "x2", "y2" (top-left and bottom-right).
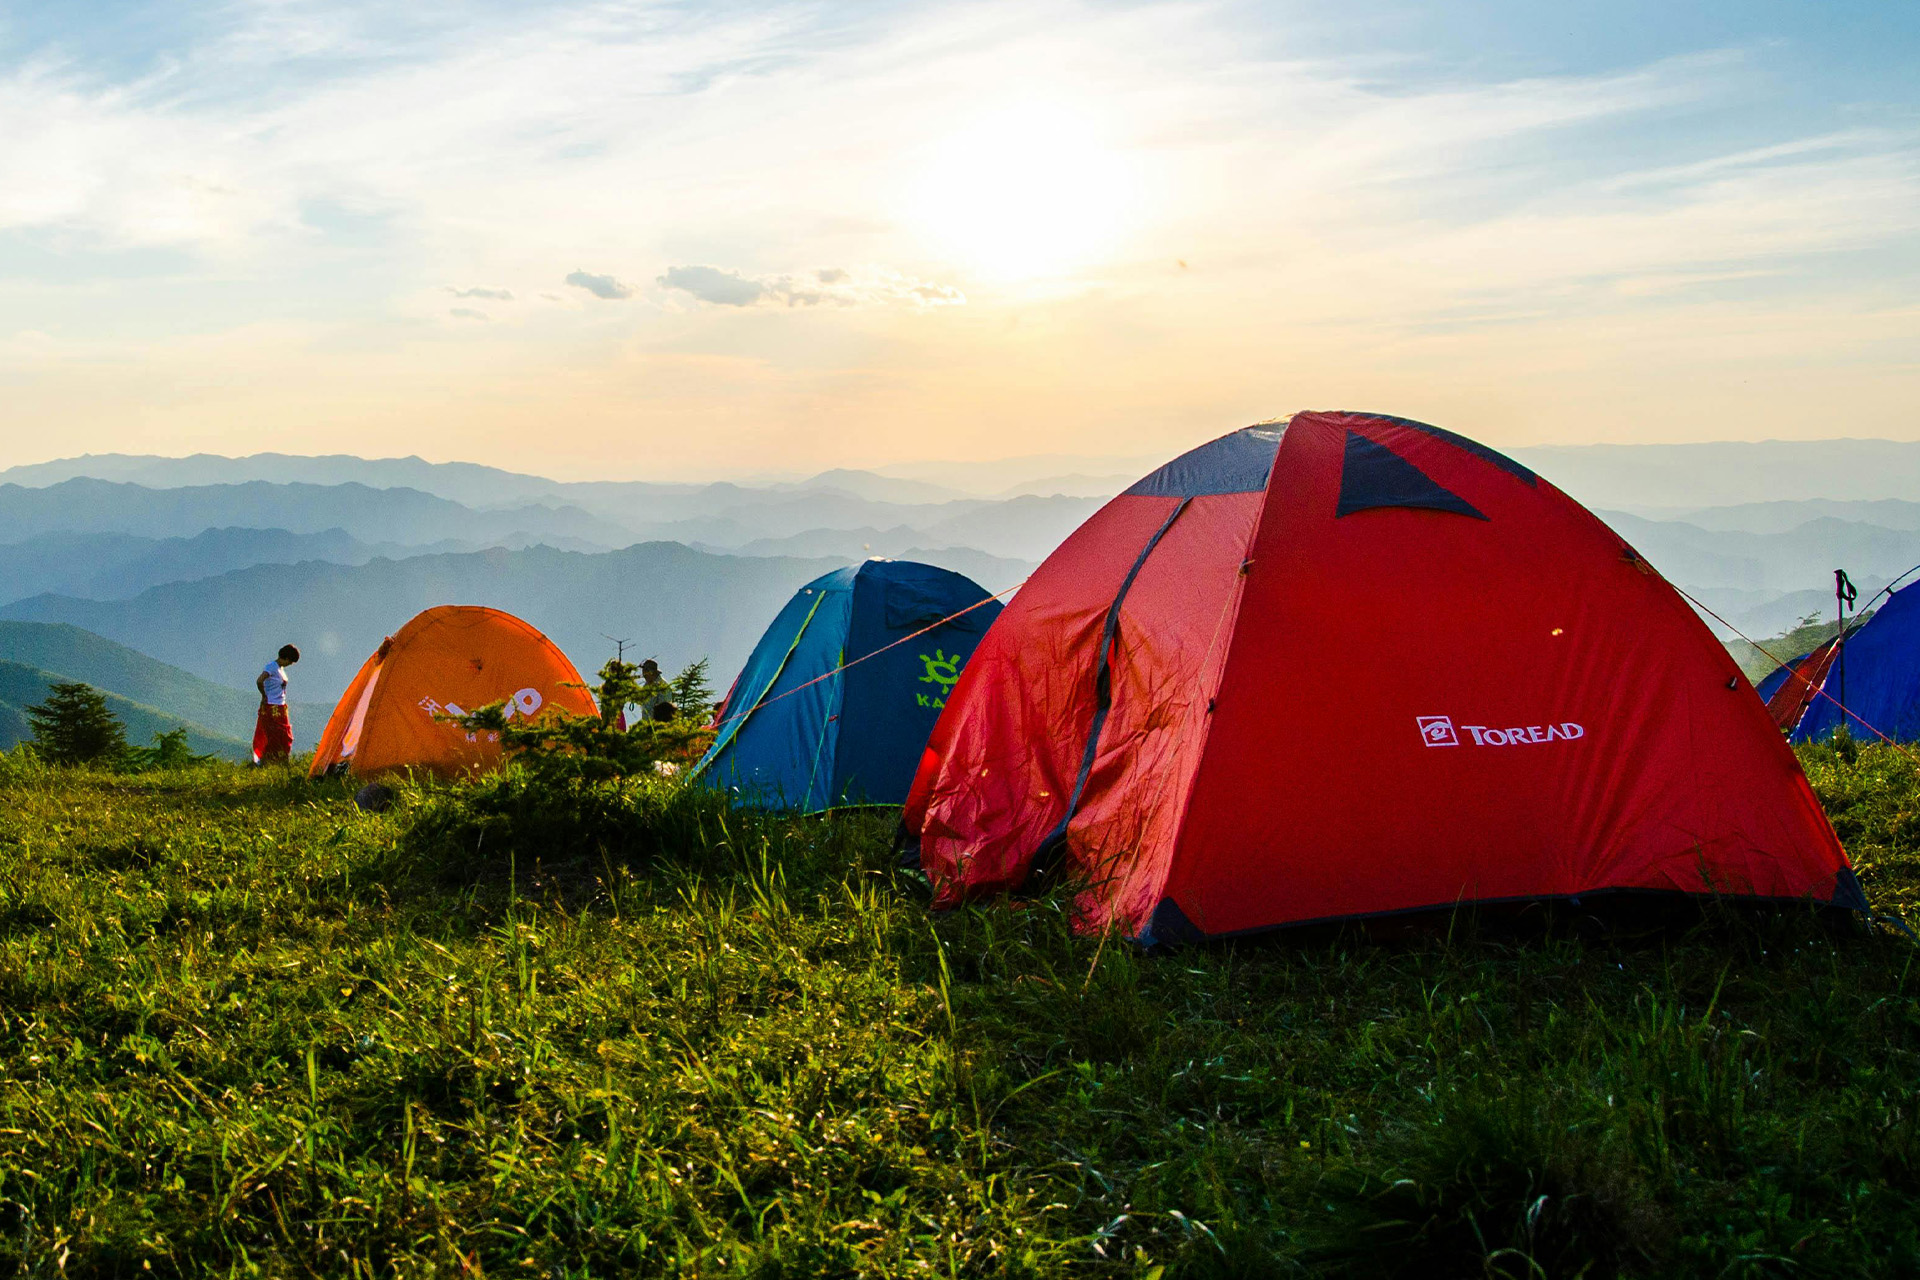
[{"x1": 1, "y1": 0, "x2": 1917, "y2": 481}]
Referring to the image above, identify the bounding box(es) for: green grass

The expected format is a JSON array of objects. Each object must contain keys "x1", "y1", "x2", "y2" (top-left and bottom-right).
[{"x1": 0, "y1": 747, "x2": 1914, "y2": 1277}]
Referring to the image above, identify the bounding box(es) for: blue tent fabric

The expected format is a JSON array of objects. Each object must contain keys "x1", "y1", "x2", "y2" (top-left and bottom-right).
[
  {"x1": 1792, "y1": 584, "x2": 1920, "y2": 742},
  {"x1": 1335, "y1": 430, "x2": 1487, "y2": 520},
  {"x1": 695, "y1": 560, "x2": 1004, "y2": 811},
  {"x1": 1124, "y1": 425, "x2": 1283, "y2": 497}
]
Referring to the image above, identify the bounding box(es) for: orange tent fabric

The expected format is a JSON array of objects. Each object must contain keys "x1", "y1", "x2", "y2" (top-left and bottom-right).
[{"x1": 308, "y1": 606, "x2": 598, "y2": 779}]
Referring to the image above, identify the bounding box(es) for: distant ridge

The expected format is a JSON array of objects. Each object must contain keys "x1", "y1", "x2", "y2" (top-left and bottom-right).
[
  {"x1": 0, "y1": 452, "x2": 575, "y2": 508},
  {"x1": 0, "y1": 478, "x2": 631, "y2": 547}
]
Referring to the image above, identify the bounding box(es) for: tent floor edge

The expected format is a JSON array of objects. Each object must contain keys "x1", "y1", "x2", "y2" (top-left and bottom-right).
[
  {"x1": 1832, "y1": 865, "x2": 1871, "y2": 913},
  {"x1": 1136, "y1": 897, "x2": 1206, "y2": 950},
  {"x1": 1128, "y1": 886, "x2": 1871, "y2": 950}
]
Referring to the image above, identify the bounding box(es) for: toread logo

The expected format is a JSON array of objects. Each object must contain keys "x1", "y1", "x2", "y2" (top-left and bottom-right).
[{"x1": 1418, "y1": 715, "x2": 1585, "y2": 747}]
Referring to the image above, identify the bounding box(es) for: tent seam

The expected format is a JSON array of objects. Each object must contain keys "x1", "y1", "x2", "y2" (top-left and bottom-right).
[
  {"x1": 693, "y1": 590, "x2": 830, "y2": 779},
  {"x1": 1029, "y1": 496, "x2": 1193, "y2": 882}
]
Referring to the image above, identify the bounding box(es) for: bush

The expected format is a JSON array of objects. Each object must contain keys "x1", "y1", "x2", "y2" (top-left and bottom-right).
[
  {"x1": 450, "y1": 655, "x2": 715, "y2": 783},
  {"x1": 400, "y1": 765, "x2": 739, "y2": 872},
  {"x1": 124, "y1": 728, "x2": 218, "y2": 772}
]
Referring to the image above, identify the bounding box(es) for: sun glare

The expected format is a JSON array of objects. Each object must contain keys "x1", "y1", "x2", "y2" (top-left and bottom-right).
[{"x1": 909, "y1": 99, "x2": 1136, "y2": 282}]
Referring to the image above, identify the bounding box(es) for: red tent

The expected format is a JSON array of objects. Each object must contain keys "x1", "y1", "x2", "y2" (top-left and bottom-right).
[{"x1": 903, "y1": 411, "x2": 1861, "y2": 944}]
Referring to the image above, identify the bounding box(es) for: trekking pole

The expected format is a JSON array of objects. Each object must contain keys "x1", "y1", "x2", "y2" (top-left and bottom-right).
[{"x1": 1835, "y1": 568, "x2": 1857, "y2": 730}]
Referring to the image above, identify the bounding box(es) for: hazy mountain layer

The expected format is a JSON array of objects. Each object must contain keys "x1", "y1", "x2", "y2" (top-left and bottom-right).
[
  {"x1": 1646, "y1": 499, "x2": 1920, "y2": 536},
  {"x1": 0, "y1": 450, "x2": 1136, "y2": 505},
  {"x1": 2, "y1": 528, "x2": 386, "y2": 605},
  {"x1": 1603, "y1": 512, "x2": 1920, "y2": 596},
  {"x1": 0, "y1": 527, "x2": 627, "y2": 607},
  {"x1": 0, "y1": 479, "x2": 630, "y2": 547},
  {"x1": 1515, "y1": 439, "x2": 1920, "y2": 510},
  {"x1": 12, "y1": 444, "x2": 1920, "y2": 664},
  {"x1": 0, "y1": 472, "x2": 1099, "y2": 567},
  {"x1": 0, "y1": 543, "x2": 957, "y2": 705},
  {"x1": 0, "y1": 452, "x2": 576, "y2": 509}
]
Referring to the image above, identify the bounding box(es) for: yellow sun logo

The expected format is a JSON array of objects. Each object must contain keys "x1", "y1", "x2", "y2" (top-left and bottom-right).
[{"x1": 918, "y1": 649, "x2": 962, "y2": 693}]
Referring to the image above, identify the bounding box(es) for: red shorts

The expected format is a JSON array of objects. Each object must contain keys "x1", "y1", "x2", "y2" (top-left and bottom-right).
[{"x1": 253, "y1": 704, "x2": 293, "y2": 763}]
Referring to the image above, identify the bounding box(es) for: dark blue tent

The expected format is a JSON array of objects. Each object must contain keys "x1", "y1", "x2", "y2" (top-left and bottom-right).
[
  {"x1": 693, "y1": 560, "x2": 1004, "y2": 811},
  {"x1": 1789, "y1": 583, "x2": 1920, "y2": 741}
]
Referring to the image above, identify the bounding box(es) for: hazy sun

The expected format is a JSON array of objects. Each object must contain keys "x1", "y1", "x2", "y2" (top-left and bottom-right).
[{"x1": 909, "y1": 99, "x2": 1136, "y2": 282}]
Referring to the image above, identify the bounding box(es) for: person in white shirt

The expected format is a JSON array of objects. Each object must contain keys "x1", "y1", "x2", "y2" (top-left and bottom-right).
[
  {"x1": 638, "y1": 658, "x2": 677, "y2": 721},
  {"x1": 253, "y1": 644, "x2": 300, "y2": 764}
]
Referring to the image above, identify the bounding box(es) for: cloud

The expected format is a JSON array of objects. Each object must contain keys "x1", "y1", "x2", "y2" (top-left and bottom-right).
[
  {"x1": 449, "y1": 285, "x2": 514, "y2": 300},
  {"x1": 659, "y1": 264, "x2": 764, "y2": 306},
  {"x1": 660, "y1": 264, "x2": 965, "y2": 309},
  {"x1": 1, "y1": 0, "x2": 1917, "y2": 472},
  {"x1": 565, "y1": 270, "x2": 633, "y2": 300},
  {"x1": 449, "y1": 307, "x2": 488, "y2": 320}
]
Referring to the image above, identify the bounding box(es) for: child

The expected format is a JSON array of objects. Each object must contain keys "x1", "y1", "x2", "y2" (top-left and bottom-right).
[{"x1": 253, "y1": 644, "x2": 300, "y2": 764}]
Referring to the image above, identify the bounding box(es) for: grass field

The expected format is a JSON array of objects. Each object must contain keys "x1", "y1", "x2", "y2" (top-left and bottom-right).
[{"x1": 0, "y1": 745, "x2": 1914, "y2": 1277}]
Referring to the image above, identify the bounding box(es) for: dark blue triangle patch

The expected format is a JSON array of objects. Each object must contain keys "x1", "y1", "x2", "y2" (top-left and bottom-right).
[
  {"x1": 1336, "y1": 431, "x2": 1488, "y2": 520},
  {"x1": 1357, "y1": 412, "x2": 1537, "y2": 485}
]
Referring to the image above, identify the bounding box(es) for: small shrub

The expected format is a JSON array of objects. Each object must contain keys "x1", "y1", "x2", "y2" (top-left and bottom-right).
[
  {"x1": 450, "y1": 655, "x2": 714, "y2": 782},
  {"x1": 124, "y1": 728, "x2": 217, "y2": 772}
]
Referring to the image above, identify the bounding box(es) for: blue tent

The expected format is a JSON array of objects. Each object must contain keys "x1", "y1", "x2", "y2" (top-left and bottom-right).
[
  {"x1": 694, "y1": 560, "x2": 1004, "y2": 811},
  {"x1": 1789, "y1": 584, "x2": 1920, "y2": 741}
]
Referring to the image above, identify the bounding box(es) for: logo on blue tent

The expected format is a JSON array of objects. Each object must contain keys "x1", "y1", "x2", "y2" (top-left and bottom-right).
[{"x1": 917, "y1": 649, "x2": 963, "y2": 707}]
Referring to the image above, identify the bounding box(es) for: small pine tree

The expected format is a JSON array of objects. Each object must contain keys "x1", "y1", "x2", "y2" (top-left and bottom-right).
[
  {"x1": 670, "y1": 658, "x2": 716, "y2": 723},
  {"x1": 125, "y1": 727, "x2": 213, "y2": 772},
  {"x1": 26, "y1": 682, "x2": 128, "y2": 766}
]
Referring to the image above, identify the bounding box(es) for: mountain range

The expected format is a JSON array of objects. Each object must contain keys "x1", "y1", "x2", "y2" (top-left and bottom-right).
[
  {"x1": 0, "y1": 528, "x2": 470, "y2": 604},
  {"x1": 0, "y1": 478, "x2": 629, "y2": 547},
  {"x1": 1, "y1": 437, "x2": 1917, "y2": 725},
  {"x1": 0, "y1": 542, "x2": 1024, "y2": 708}
]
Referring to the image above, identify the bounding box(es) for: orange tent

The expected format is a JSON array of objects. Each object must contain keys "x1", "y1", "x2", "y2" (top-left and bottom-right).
[{"x1": 309, "y1": 606, "x2": 598, "y2": 779}]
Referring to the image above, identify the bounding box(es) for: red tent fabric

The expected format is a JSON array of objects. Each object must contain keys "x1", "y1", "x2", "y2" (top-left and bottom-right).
[{"x1": 903, "y1": 411, "x2": 1861, "y2": 944}]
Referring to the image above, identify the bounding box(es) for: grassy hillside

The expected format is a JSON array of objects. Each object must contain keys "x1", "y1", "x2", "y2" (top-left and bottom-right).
[
  {"x1": 0, "y1": 661, "x2": 248, "y2": 758},
  {"x1": 0, "y1": 745, "x2": 1911, "y2": 1275},
  {"x1": 0, "y1": 621, "x2": 329, "y2": 742}
]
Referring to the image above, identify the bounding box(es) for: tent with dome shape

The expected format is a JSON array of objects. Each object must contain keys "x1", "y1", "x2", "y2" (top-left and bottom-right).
[
  {"x1": 309, "y1": 606, "x2": 599, "y2": 779},
  {"x1": 694, "y1": 559, "x2": 1003, "y2": 812},
  {"x1": 902, "y1": 410, "x2": 1862, "y2": 945}
]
